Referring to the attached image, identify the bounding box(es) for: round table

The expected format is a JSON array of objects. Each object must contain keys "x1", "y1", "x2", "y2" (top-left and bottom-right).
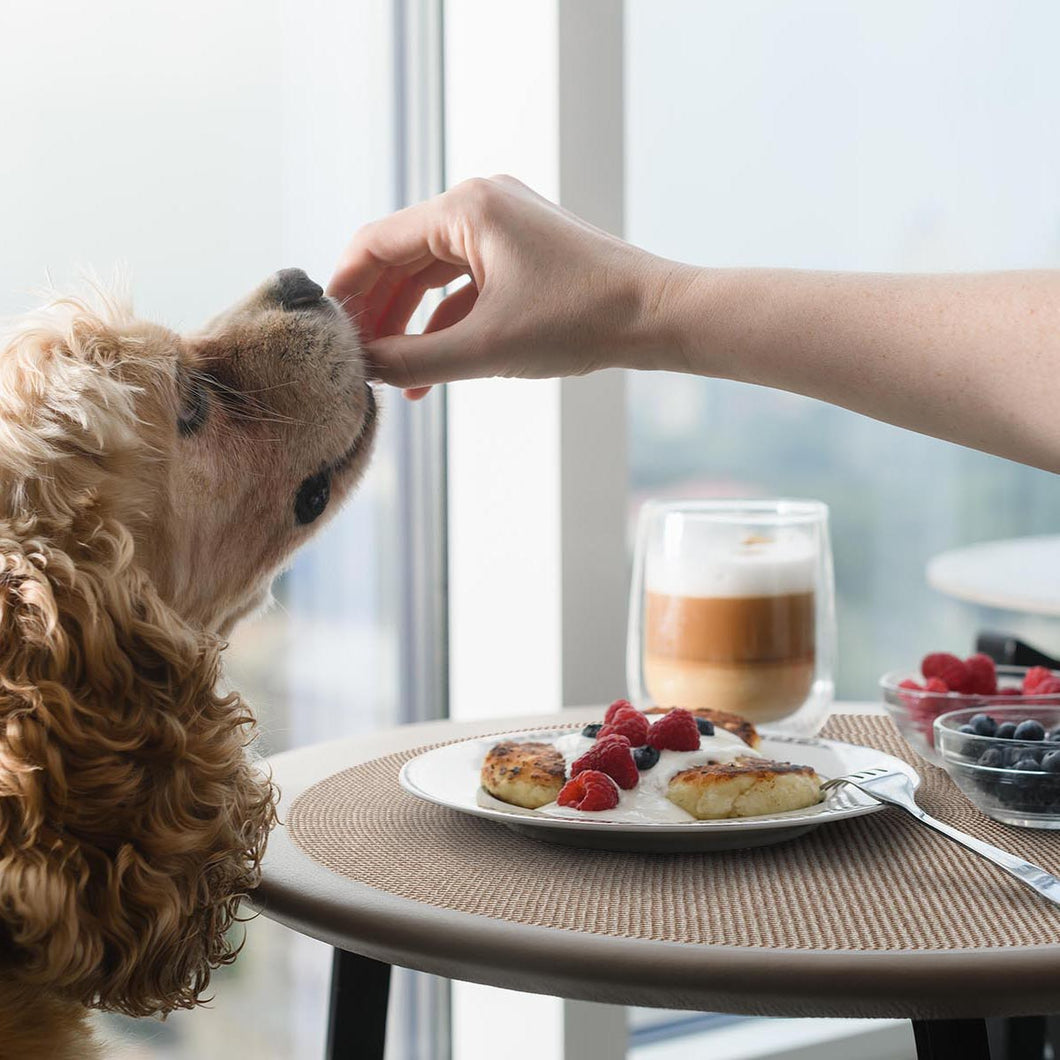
[
  {"x1": 926, "y1": 535, "x2": 1060, "y2": 616},
  {"x1": 250, "y1": 705, "x2": 1060, "y2": 1060}
]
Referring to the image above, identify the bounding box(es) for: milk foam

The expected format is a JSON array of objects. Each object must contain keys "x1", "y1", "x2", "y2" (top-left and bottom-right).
[{"x1": 645, "y1": 529, "x2": 816, "y2": 598}]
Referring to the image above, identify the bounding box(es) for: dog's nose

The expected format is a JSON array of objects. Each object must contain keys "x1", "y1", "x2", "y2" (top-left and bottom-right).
[{"x1": 276, "y1": 268, "x2": 325, "y2": 310}]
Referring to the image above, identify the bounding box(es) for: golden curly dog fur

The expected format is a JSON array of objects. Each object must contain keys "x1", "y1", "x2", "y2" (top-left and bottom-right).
[{"x1": 0, "y1": 269, "x2": 377, "y2": 1057}]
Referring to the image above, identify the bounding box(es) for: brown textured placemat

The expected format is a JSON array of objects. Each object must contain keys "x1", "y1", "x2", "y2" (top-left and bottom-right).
[{"x1": 287, "y1": 714, "x2": 1060, "y2": 951}]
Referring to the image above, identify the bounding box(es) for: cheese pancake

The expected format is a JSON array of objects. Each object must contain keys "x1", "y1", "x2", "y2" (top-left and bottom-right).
[
  {"x1": 481, "y1": 740, "x2": 567, "y2": 809},
  {"x1": 667, "y1": 757, "x2": 821, "y2": 820},
  {"x1": 646, "y1": 706, "x2": 759, "y2": 749}
]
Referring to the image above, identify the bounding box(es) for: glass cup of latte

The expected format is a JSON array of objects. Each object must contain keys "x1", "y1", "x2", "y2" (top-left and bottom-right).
[{"x1": 627, "y1": 499, "x2": 835, "y2": 736}]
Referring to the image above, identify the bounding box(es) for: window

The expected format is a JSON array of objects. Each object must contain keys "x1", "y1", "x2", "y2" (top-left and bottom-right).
[
  {"x1": 624, "y1": 1, "x2": 1060, "y2": 1055},
  {"x1": 0, "y1": 3, "x2": 443, "y2": 1057},
  {"x1": 626, "y1": 0, "x2": 1060, "y2": 701}
]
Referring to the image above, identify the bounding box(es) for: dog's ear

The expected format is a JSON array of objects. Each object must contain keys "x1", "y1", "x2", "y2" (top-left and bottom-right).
[
  {"x1": 0, "y1": 292, "x2": 141, "y2": 460},
  {"x1": 0, "y1": 291, "x2": 176, "y2": 545},
  {"x1": 0, "y1": 515, "x2": 276, "y2": 1015}
]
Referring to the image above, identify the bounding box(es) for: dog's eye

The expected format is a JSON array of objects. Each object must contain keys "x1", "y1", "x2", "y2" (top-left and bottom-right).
[
  {"x1": 294, "y1": 470, "x2": 330, "y2": 525},
  {"x1": 177, "y1": 377, "x2": 209, "y2": 437}
]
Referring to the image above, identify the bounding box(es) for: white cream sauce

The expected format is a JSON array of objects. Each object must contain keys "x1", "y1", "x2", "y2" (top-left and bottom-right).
[{"x1": 538, "y1": 727, "x2": 763, "y2": 823}]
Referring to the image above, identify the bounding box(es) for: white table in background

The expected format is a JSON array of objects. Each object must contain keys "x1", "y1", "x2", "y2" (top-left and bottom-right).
[{"x1": 926, "y1": 535, "x2": 1060, "y2": 617}]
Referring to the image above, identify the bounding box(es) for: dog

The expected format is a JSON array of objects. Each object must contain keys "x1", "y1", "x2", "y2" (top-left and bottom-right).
[{"x1": 0, "y1": 268, "x2": 377, "y2": 1057}]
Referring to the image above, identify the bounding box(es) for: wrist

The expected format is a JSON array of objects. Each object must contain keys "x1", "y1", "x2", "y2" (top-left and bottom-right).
[{"x1": 628, "y1": 258, "x2": 710, "y2": 375}]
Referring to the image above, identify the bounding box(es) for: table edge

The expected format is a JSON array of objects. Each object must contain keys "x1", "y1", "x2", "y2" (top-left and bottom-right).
[{"x1": 251, "y1": 708, "x2": 1060, "y2": 1019}]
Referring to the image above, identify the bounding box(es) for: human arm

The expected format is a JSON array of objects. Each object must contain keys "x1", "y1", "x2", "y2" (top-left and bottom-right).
[
  {"x1": 328, "y1": 176, "x2": 1060, "y2": 471},
  {"x1": 662, "y1": 267, "x2": 1060, "y2": 473}
]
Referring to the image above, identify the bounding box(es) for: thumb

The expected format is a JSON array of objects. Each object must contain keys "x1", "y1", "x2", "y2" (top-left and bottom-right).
[{"x1": 364, "y1": 319, "x2": 481, "y2": 389}]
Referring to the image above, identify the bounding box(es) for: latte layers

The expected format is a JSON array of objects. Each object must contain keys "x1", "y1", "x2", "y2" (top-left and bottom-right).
[{"x1": 643, "y1": 536, "x2": 816, "y2": 723}]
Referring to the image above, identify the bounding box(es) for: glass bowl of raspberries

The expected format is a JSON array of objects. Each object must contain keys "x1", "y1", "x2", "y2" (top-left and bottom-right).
[
  {"x1": 934, "y1": 706, "x2": 1060, "y2": 828},
  {"x1": 879, "y1": 653, "x2": 1060, "y2": 765}
]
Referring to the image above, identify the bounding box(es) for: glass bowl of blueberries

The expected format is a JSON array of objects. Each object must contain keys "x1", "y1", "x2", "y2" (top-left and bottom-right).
[{"x1": 933, "y1": 707, "x2": 1060, "y2": 828}]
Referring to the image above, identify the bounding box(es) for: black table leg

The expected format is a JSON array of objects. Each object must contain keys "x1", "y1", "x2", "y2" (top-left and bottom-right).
[
  {"x1": 1004, "y1": 1016, "x2": 1047, "y2": 1059},
  {"x1": 987, "y1": 1016, "x2": 1048, "y2": 1060},
  {"x1": 326, "y1": 948, "x2": 392, "y2": 1060},
  {"x1": 912, "y1": 1018, "x2": 992, "y2": 1060}
]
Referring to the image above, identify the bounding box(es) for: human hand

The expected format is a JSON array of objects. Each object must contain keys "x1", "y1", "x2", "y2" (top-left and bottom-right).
[{"x1": 328, "y1": 176, "x2": 680, "y2": 399}]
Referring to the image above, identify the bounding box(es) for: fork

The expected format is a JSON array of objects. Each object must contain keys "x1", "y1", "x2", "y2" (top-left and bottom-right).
[{"x1": 822, "y1": 766, "x2": 1060, "y2": 907}]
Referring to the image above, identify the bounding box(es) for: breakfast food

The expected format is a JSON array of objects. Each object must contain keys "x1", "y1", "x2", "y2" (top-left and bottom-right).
[
  {"x1": 481, "y1": 701, "x2": 822, "y2": 821},
  {"x1": 570, "y1": 734, "x2": 640, "y2": 789},
  {"x1": 897, "y1": 652, "x2": 1060, "y2": 746},
  {"x1": 645, "y1": 705, "x2": 760, "y2": 749},
  {"x1": 556, "y1": 770, "x2": 620, "y2": 811},
  {"x1": 667, "y1": 758, "x2": 821, "y2": 820},
  {"x1": 643, "y1": 534, "x2": 816, "y2": 722},
  {"x1": 480, "y1": 740, "x2": 566, "y2": 809},
  {"x1": 947, "y1": 710, "x2": 1060, "y2": 815}
]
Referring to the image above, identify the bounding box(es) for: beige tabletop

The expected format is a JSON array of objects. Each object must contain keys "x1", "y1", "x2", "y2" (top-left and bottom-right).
[{"x1": 249, "y1": 704, "x2": 1060, "y2": 1020}]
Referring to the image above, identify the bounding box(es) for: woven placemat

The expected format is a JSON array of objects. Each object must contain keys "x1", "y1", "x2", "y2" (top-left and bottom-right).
[{"x1": 287, "y1": 714, "x2": 1060, "y2": 951}]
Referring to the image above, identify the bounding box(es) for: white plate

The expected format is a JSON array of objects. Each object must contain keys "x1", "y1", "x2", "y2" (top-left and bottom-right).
[{"x1": 399, "y1": 727, "x2": 920, "y2": 852}]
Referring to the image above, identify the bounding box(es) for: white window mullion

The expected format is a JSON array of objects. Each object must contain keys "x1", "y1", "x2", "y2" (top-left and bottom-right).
[{"x1": 445, "y1": 2, "x2": 627, "y2": 1058}]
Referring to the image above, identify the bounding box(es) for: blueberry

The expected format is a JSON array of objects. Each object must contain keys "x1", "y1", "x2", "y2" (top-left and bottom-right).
[
  {"x1": 975, "y1": 775, "x2": 1002, "y2": 799},
  {"x1": 1014, "y1": 720, "x2": 1046, "y2": 741},
  {"x1": 996, "y1": 722, "x2": 1018, "y2": 740},
  {"x1": 1004, "y1": 746, "x2": 1026, "y2": 767},
  {"x1": 958, "y1": 724, "x2": 978, "y2": 735},
  {"x1": 694, "y1": 717, "x2": 715, "y2": 736},
  {"x1": 633, "y1": 745, "x2": 660, "y2": 771},
  {"x1": 969, "y1": 713, "x2": 998, "y2": 737},
  {"x1": 1043, "y1": 750, "x2": 1060, "y2": 773},
  {"x1": 1014, "y1": 756, "x2": 1043, "y2": 772},
  {"x1": 1049, "y1": 730, "x2": 1060, "y2": 742},
  {"x1": 978, "y1": 747, "x2": 1005, "y2": 768},
  {"x1": 581, "y1": 723, "x2": 602, "y2": 738}
]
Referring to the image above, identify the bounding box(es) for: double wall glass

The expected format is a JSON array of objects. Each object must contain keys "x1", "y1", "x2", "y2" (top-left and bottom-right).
[{"x1": 628, "y1": 499, "x2": 835, "y2": 735}]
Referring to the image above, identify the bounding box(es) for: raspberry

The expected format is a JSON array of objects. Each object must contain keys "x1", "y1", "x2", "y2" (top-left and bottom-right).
[
  {"x1": 998, "y1": 687, "x2": 1021, "y2": 696},
  {"x1": 1023, "y1": 667, "x2": 1054, "y2": 694},
  {"x1": 603, "y1": 698, "x2": 634, "y2": 725},
  {"x1": 599, "y1": 707, "x2": 650, "y2": 746},
  {"x1": 921, "y1": 652, "x2": 970, "y2": 692},
  {"x1": 901, "y1": 676, "x2": 952, "y2": 746},
  {"x1": 898, "y1": 678, "x2": 924, "y2": 691},
  {"x1": 921, "y1": 652, "x2": 960, "y2": 679},
  {"x1": 571, "y1": 734, "x2": 639, "y2": 789},
  {"x1": 1031, "y1": 677, "x2": 1060, "y2": 696},
  {"x1": 963, "y1": 654, "x2": 998, "y2": 695},
  {"x1": 647, "y1": 708, "x2": 701, "y2": 752},
  {"x1": 556, "y1": 770, "x2": 619, "y2": 811}
]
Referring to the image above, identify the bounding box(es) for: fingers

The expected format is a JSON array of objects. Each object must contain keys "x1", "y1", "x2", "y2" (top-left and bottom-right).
[
  {"x1": 351, "y1": 252, "x2": 435, "y2": 339},
  {"x1": 330, "y1": 178, "x2": 519, "y2": 391},
  {"x1": 373, "y1": 260, "x2": 468, "y2": 339},
  {"x1": 365, "y1": 314, "x2": 482, "y2": 389},
  {"x1": 424, "y1": 279, "x2": 478, "y2": 334},
  {"x1": 327, "y1": 183, "x2": 483, "y2": 308},
  {"x1": 364, "y1": 281, "x2": 481, "y2": 388},
  {"x1": 390, "y1": 283, "x2": 478, "y2": 402}
]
